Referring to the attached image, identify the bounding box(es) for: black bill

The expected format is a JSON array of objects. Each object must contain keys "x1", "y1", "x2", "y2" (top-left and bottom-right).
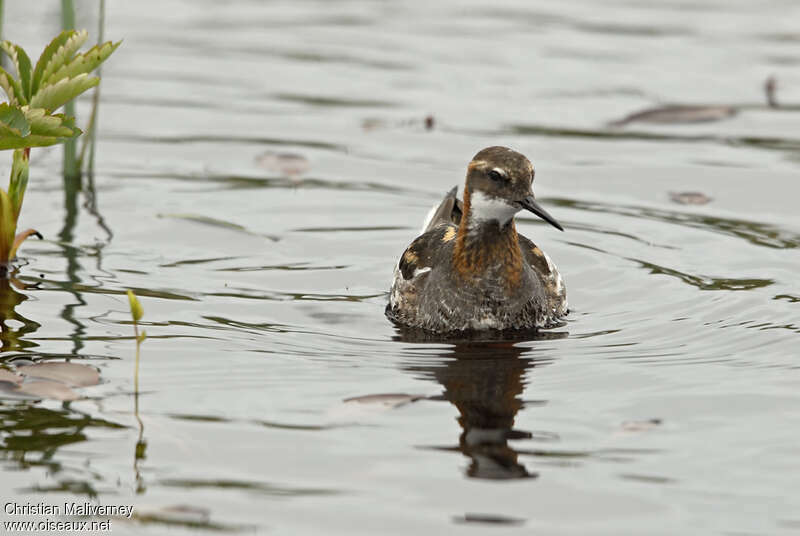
[{"x1": 518, "y1": 195, "x2": 564, "y2": 231}]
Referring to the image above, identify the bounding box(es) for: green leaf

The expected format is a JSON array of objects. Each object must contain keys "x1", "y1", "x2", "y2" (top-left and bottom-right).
[
  {"x1": 127, "y1": 290, "x2": 144, "y2": 323},
  {"x1": 0, "y1": 42, "x2": 33, "y2": 102},
  {"x1": 0, "y1": 106, "x2": 81, "y2": 150},
  {"x1": 37, "y1": 30, "x2": 88, "y2": 93},
  {"x1": 0, "y1": 190, "x2": 17, "y2": 264},
  {"x1": 29, "y1": 73, "x2": 99, "y2": 112},
  {"x1": 0, "y1": 133, "x2": 82, "y2": 150},
  {"x1": 0, "y1": 103, "x2": 30, "y2": 137},
  {"x1": 8, "y1": 148, "x2": 29, "y2": 218},
  {"x1": 24, "y1": 107, "x2": 79, "y2": 138},
  {"x1": 45, "y1": 40, "x2": 121, "y2": 88},
  {"x1": 0, "y1": 72, "x2": 15, "y2": 105},
  {"x1": 0, "y1": 109, "x2": 81, "y2": 150},
  {"x1": 31, "y1": 30, "x2": 76, "y2": 95},
  {"x1": 10, "y1": 228, "x2": 41, "y2": 261},
  {"x1": 0, "y1": 67, "x2": 24, "y2": 106}
]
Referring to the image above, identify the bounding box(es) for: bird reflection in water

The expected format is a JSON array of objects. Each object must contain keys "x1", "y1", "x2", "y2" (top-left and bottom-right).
[{"x1": 397, "y1": 328, "x2": 567, "y2": 480}]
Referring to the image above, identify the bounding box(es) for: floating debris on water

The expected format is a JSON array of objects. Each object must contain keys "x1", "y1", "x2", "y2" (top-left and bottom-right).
[
  {"x1": 766, "y1": 75, "x2": 778, "y2": 108},
  {"x1": 9, "y1": 380, "x2": 80, "y2": 401},
  {"x1": 255, "y1": 151, "x2": 310, "y2": 178},
  {"x1": 17, "y1": 362, "x2": 101, "y2": 387},
  {"x1": 158, "y1": 213, "x2": 248, "y2": 231},
  {"x1": 608, "y1": 76, "x2": 788, "y2": 127},
  {"x1": 0, "y1": 361, "x2": 101, "y2": 401},
  {"x1": 0, "y1": 368, "x2": 23, "y2": 384},
  {"x1": 325, "y1": 393, "x2": 429, "y2": 423},
  {"x1": 453, "y1": 514, "x2": 526, "y2": 526},
  {"x1": 669, "y1": 191, "x2": 713, "y2": 205},
  {"x1": 362, "y1": 114, "x2": 436, "y2": 131},
  {"x1": 621, "y1": 418, "x2": 663, "y2": 432},
  {"x1": 609, "y1": 105, "x2": 737, "y2": 127},
  {"x1": 343, "y1": 393, "x2": 426, "y2": 408}
]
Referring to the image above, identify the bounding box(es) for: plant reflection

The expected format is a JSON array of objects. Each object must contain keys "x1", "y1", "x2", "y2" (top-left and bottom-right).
[
  {"x1": 0, "y1": 278, "x2": 41, "y2": 352},
  {"x1": 58, "y1": 166, "x2": 87, "y2": 356},
  {"x1": 133, "y1": 388, "x2": 147, "y2": 494},
  {"x1": 0, "y1": 403, "x2": 125, "y2": 495},
  {"x1": 398, "y1": 330, "x2": 566, "y2": 480}
]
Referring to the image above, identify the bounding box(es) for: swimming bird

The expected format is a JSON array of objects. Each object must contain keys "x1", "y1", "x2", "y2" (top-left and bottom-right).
[{"x1": 386, "y1": 146, "x2": 567, "y2": 333}]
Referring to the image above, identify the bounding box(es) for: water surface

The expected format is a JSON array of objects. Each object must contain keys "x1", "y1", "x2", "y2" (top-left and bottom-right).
[{"x1": 2, "y1": 0, "x2": 799, "y2": 534}]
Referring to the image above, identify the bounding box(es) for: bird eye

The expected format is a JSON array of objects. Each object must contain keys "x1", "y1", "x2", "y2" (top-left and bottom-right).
[{"x1": 488, "y1": 169, "x2": 506, "y2": 182}]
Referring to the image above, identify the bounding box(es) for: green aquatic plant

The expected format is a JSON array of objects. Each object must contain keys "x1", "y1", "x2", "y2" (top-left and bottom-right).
[
  {"x1": 0, "y1": 147, "x2": 39, "y2": 271},
  {"x1": 128, "y1": 289, "x2": 146, "y2": 388},
  {"x1": 127, "y1": 289, "x2": 146, "y2": 343},
  {"x1": 127, "y1": 289, "x2": 147, "y2": 493},
  {"x1": 0, "y1": 29, "x2": 119, "y2": 273}
]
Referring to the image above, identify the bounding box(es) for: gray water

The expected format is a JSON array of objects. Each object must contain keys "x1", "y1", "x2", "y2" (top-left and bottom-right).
[{"x1": 2, "y1": 0, "x2": 800, "y2": 534}]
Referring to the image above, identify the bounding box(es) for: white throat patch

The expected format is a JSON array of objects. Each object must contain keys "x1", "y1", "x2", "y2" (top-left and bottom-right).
[{"x1": 469, "y1": 191, "x2": 519, "y2": 225}]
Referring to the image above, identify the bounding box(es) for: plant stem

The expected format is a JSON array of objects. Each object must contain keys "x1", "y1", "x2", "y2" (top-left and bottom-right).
[
  {"x1": 133, "y1": 320, "x2": 145, "y2": 493},
  {"x1": 61, "y1": 0, "x2": 79, "y2": 183},
  {"x1": 60, "y1": 0, "x2": 74, "y2": 29},
  {"x1": 0, "y1": 0, "x2": 5, "y2": 70},
  {"x1": 79, "y1": 0, "x2": 105, "y2": 174},
  {"x1": 133, "y1": 322, "x2": 140, "y2": 395}
]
